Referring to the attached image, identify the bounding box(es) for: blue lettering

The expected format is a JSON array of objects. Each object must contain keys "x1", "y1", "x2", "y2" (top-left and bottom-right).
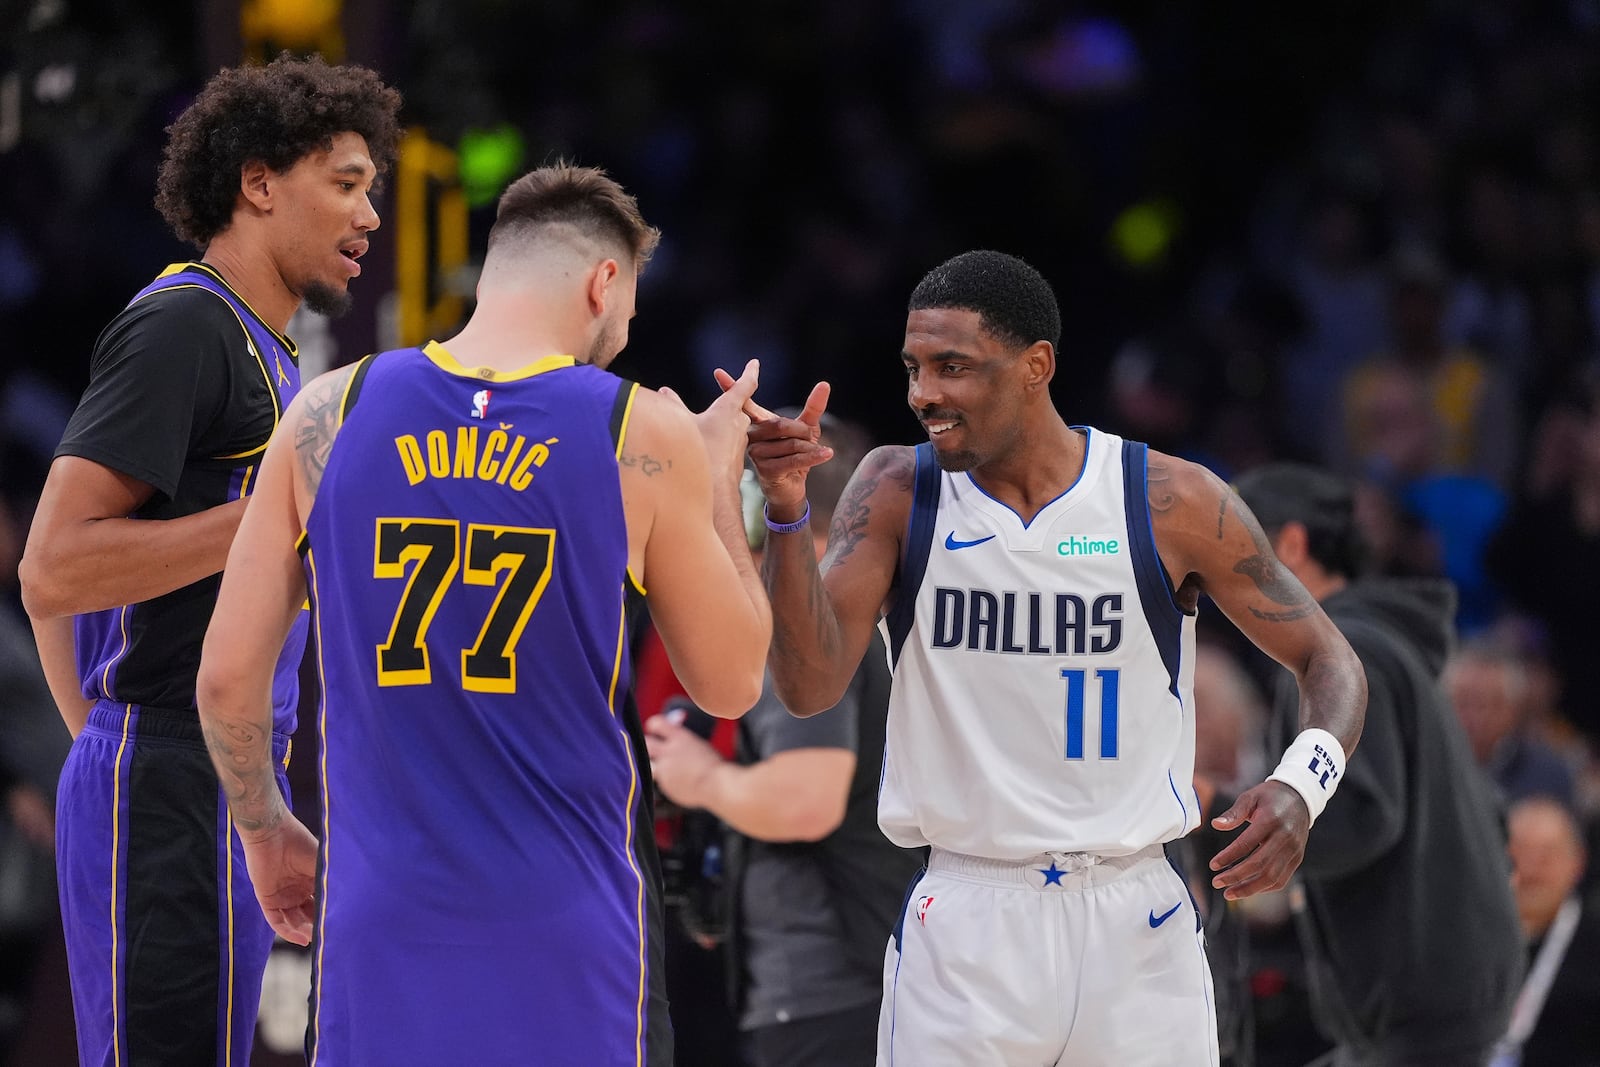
[
  {"x1": 1000, "y1": 592, "x2": 1026, "y2": 653},
  {"x1": 932, "y1": 588, "x2": 965, "y2": 649},
  {"x1": 968, "y1": 590, "x2": 999, "y2": 652},
  {"x1": 1055, "y1": 593, "x2": 1086, "y2": 655},
  {"x1": 1091, "y1": 593, "x2": 1123, "y2": 653}
]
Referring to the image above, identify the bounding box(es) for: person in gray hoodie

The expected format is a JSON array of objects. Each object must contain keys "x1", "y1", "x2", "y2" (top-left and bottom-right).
[{"x1": 1232, "y1": 463, "x2": 1522, "y2": 1067}]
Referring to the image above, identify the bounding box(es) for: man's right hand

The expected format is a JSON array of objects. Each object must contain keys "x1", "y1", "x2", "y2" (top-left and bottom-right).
[{"x1": 714, "y1": 376, "x2": 834, "y2": 514}]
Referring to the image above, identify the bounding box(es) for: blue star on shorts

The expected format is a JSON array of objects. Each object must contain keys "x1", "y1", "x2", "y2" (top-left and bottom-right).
[{"x1": 1038, "y1": 861, "x2": 1067, "y2": 887}]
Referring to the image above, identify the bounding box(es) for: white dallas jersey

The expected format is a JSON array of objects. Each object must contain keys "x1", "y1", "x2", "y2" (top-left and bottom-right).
[{"x1": 876, "y1": 428, "x2": 1198, "y2": 860}]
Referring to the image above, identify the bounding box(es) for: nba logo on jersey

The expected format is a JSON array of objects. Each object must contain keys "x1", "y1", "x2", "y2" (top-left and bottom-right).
[
  {"x1": 471, "y1": 389, "x2": 492, "y2": 419},
  {"x1": 916, "y1": 895, "x2": 935, "y2": 925}
]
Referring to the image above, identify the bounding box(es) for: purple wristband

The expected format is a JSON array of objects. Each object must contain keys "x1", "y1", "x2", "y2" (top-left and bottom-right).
[{"x1": 763, "y1": 501, "x2": 811, "y2": 534}]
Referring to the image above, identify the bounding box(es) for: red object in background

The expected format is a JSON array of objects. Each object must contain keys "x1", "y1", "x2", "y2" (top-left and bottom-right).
[
  {"x1": 634, "y1": 621, "x2": 739, "y2": 760},
  {"x1": 633, "y1": 620, "x2": 741, "y2": 855},
  {"x1": 1251, "y1": 967, "x2": 1289, "y2": 1000}
]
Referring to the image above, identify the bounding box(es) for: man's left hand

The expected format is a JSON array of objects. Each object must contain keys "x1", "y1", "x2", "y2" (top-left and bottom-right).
[
  {"x1": 644, "y1": 714, "x2": 725, "y2": 810},
  {"x1": 240, "y1": 815, "x2": 319, "y2": 946},
  {"x1": 1207, "y1": 779, "x2": 1309, "y2": 900}
]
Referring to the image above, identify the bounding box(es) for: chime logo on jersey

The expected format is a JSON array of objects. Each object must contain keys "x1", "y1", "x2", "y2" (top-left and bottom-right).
[
  {"x1": 916, "y1": 895, "x2": 935, "y2": 925},
  {"x1": 471, "y1": 389, "x2": 492, "y2": 419}
]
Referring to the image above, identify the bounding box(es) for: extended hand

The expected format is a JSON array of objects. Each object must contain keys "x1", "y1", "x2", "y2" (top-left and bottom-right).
[
  {"x1": 239, "y1": 816, "x2": 320, "y2": 946},
  {"x1": 644, "y1": 713, "x2": 725, "y2": 811},
  {"x1": 713, "y1": 373, "x2": 834, "y2": 512},
  {"x1": 1207, "y1": 779, "x2": 1309, "y2": 901},
  {"x1": 663, "y1": 359, "x2": 761, "y2": 489}
]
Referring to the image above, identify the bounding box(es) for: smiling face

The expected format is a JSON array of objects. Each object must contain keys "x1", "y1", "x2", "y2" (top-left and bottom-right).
[
  {"x1": 268, "y1": 131, "x2": 379, "y2": 317},
  {"x1": 902, "y1": 307, "x2": 1040, "y2": 472}
]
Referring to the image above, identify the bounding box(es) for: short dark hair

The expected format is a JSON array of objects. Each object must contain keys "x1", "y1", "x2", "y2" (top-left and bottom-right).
[
  {"x1": 1231, "y1": 462, "x2": 1369, "y2": 580},
  {"x1": 908, "y1": 250, "x2": 1061, "y2": 352},
  {"x1": 489, "y1": 162, "x2": 661, "y2": 270},
  {"x1": 155, "y1": 53, "x2": 403, "y2": 249}
]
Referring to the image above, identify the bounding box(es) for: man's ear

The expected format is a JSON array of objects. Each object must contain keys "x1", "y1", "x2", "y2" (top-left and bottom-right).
[
  {"x1": 1023, "y1": 340, "x2": 1056, "y2": 392},
  {"x1": 240, "y1": 161, "x2": 273, "y2": 213},
  {"x1": 587, "y1": 258, "x2": 620, "y2": 315}
]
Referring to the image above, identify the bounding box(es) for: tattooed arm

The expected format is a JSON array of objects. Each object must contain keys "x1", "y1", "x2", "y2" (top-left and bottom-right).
[
  {"x1": 757, "y1": 443, "x2": 911, "y2": 716},
  {"x1": 196, "y1": 381, "x2": 330, "y2": 944},
  {"x1": 1147, "y1": 451, "x2": 1366, "y2": 900},
  {"x1": 1148, "y1": 452, "x2": 1364, "y2": 752}
]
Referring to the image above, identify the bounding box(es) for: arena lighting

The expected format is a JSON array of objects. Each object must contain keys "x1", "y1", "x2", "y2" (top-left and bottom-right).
[
  {"x1": 1110, "y1": 198, "x2": 1180, "y2": 269},
  {"x1": 458, "y1": 124, "x2": 526, "y2": 209}
]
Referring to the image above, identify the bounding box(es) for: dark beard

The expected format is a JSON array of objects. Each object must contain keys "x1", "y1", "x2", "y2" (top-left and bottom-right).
[
  {"x1": 584, "y1": 322, "x2": 622, "y2": 368},
  {"x1": 302, "y1": 280, "x2": 353, "y2": 318},
  {"x1": 933, "y1": 448, "x2": 979, "y2": 472}
]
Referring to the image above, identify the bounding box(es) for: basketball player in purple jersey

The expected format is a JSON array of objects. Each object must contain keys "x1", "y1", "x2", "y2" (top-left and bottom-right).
[
  {"x1": 196, "y1": 163, "x2": 773, "y2": 1066},
  {"x1": 18, "y1": 56, "x2": 401, "y2": 1066}
]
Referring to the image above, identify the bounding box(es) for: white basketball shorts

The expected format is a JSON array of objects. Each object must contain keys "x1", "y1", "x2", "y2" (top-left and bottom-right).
[{"x1": 877, "y1": 844, "x2": 1218, "y2": 1067}]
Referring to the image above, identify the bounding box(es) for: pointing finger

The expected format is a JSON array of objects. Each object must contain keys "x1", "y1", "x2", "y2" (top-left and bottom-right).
[
  {"x1": 797, "y1": 381, "x2": 831, "y2": 429},
  {"x1": 714, "y1": 360, "x2": 775, "y2": 421}
]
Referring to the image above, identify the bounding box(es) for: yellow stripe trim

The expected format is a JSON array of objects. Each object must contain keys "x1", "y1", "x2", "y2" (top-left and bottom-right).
[
  {"x1": 337, "y1": 354, "x2": 373, "y2": 421},
  {"x1": 110, "y1": 703, "x2": 132, "y2": 1067},
  {"x1": 613, "y1": 382, "x2": 638, "y2": 462},
  {"x1": 224, "y1": 819, "x2": 235, "y2": 1067},
  {"x1": 606, "y1": 592, "x2": 647, "y2": 1065},
  {"x1": 615, "y1": 385, "x2": 646, "y2": 596},
  {"x1": 180, "y1": 263, "x2": 297, "y2": 354},
  {"x1": 421, "y1": 339, "x2": 577, "y2": 382},
  {"x1": 308, "y1": 549, "x2": 330, "y2": 1065},
  {"x1": 238, "y1": 465, "x2": 256, "y2": 499},
  {"x1": 100, "y1": 606, "x2": 130, "y2": 698},
  {"x1": 215, "y1": 442, "x2": 269, "y2": 461}
]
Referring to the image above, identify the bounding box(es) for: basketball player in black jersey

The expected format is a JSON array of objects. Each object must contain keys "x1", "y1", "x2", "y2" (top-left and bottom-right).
[{"x1": 18, "y1": 55, "x2": 401, "y2": 1066}]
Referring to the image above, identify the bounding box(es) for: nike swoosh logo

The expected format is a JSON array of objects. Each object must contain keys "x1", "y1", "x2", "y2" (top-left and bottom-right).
[
  {"x1": 1148, "y1": 902, "x2": 1183, "y2": 928},
  {"x1": 944, "y1": 532, "x2": 996, "y2": 550}
]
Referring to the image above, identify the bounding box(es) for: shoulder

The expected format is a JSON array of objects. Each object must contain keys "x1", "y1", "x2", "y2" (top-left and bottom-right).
[
  {"x1": 96, "y1": 285, "x2": 239, "y2": 361},
  {"x1": 832, "y1": 444, "x2": 916, "y2": 525},
  {"x1": 1144, "y1": 448, "x2": 1230, "y2": 523},
  {"x1": 287, "y1": 363, "x2": 362, "y2": 425},
  {"x1": 858, "y1": 444, "x2": 918, "y2": 487},
  {"x1": 617, "y1": 386, "x2": 700, "y2": 462}
]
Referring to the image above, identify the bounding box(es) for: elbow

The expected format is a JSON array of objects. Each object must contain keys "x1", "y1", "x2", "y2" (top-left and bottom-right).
[
  {"x1": 194, "y1": 654, "x2": 244, "y2": 724},
  {"x1": 788, "y1": 800, "x2": 847, "y2": 842},
  {"x1": 772, "y1": 681, "x2": 846, "y2": 719},
  {"x1": 687, "y1": 667, "x2": 766, "y2": 720},
  {"x1": 18, "y1": 549, "x2": 68, "y2": 620}
]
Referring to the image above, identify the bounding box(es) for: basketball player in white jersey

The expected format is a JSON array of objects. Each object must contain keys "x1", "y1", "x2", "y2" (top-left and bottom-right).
[{"x1": 728, "y1": 250, "x2": 1368, "y2": 1066}]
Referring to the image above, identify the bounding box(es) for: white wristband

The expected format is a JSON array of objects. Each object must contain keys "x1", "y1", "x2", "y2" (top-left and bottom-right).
[{"x1": 1267, "y1": 728, "x2": 1346, "y2": 826}]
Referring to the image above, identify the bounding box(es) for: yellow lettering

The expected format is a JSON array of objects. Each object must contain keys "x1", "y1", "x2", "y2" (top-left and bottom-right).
[
  {"x1": 478, "y1": 430, "x2": 507, "y2": 481},
  {"x1": 426, "y1": 430, "x2": 450, "y2": 478},
  {"x1": 453, "y1": 426, "x2": 479, "y2": 479},
  {"x1": 497, "y1": 435, "x2": 526, "y2": 485},
  {"x1": 396, "y1": 435, "x2": 426, "y2": 485},
  {"x1": 509, "y1": 443, "x2": 543, "y2": 491}
]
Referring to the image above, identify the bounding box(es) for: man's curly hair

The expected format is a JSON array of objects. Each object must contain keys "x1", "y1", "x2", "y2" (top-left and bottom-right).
[{"x1": 155, "y1": 53, "x2": 403, "y2": 249}]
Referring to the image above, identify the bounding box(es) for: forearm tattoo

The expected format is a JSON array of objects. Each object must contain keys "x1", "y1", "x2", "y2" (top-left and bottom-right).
[{"x1": 201, "y1": 716, "x2": 283, "y2": 833}]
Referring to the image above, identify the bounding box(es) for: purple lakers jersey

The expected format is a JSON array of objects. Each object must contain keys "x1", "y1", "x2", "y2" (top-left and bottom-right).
[
  {"x1": 301, "y1": 341, "x2": 659, "y2": 1065},
  {"x1": 69, "y1": 263, "x2": 308, "y2": 731}
]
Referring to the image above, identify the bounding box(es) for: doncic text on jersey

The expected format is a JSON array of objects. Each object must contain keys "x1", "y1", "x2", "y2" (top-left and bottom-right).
[
  {"x1": 931, "y1": 589, "x2": 1123, "y2": 656},
  {"x1": 393, "y1": 425, "x2": 562, "y2": 492}
]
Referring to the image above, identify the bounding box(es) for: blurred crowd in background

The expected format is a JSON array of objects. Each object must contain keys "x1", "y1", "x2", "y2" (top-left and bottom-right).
[{"x1": 5, "y1": 1, "x2": 1600, "y2": 1064}]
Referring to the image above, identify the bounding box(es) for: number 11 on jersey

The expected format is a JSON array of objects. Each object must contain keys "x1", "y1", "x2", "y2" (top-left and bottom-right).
[{"x1": 1061, "y1": 667, "x2": 1120, "y2": 760}]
